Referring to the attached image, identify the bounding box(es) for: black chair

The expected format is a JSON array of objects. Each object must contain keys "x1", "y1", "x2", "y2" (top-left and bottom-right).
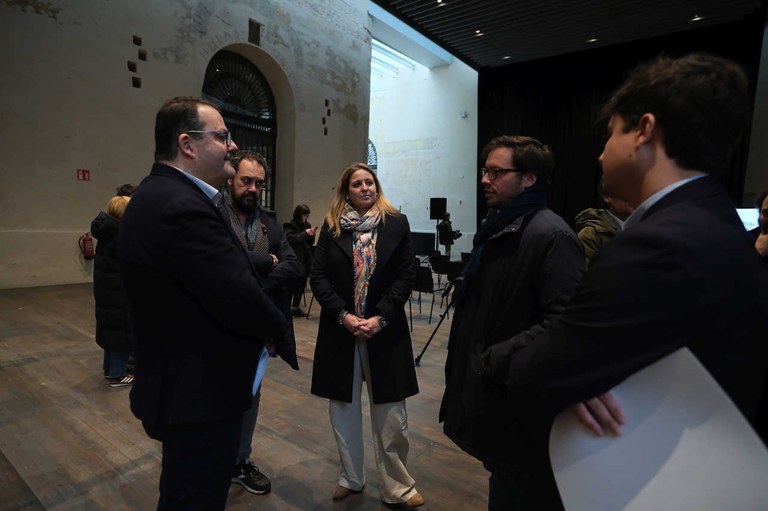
[
  {"x1": 428, "y1": 253, "x2": 451, "y2": 288},
  {"x1": 446, "y1": 260, "x2": 465, "y2": 281},
  {"x1": 460, "y1": 251, "x2": 472, "y2": 262},
  {"x1": 409, "y1": 265, "x2": 437, "y2": 330},
  {"x1": 437, "y1": 260, "x2": 466, "y2": 309}
]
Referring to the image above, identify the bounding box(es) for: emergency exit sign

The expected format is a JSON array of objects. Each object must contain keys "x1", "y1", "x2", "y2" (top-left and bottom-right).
[{"x1": 77, "y1": 168, "x2": 90, "y2": 181}]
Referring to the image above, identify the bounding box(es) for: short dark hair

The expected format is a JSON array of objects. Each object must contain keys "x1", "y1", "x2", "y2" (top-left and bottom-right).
[
  {"x1": 602, "y1": 53, "x2": 750, "y2": 174},
  {"x1": 756, "y1": 190, "x2": 768, "y2": 209},
  {"x1": 292, "y1": 203, "x2": 311, "y2": 224},
  {"x1": 115, "y1": 183, "x2": 136, "y2": 197},
  {"x1": 481, "y1": 135, "x2": 554, "y2": 181},
  {"x1": 154, "y1": 97, "x2": 216, "y2": 162},
  {"x1": 231, "y1": 150, "x2": 271, "y2": 178}
]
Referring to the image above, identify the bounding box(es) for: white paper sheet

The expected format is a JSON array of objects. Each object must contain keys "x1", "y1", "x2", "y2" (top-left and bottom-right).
[{"x1": 550, "y1": 348, "x2": 768, "y2": 511}]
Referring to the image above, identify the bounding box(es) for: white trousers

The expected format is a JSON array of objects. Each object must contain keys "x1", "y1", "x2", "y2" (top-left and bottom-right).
[{"x1": 329, "y1": 338, "x2": 418, "y2": 504}]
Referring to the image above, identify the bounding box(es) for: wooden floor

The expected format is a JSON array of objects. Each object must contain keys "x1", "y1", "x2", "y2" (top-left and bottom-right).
[{"x1": 0, "y1": 283, "x2": 487, "y2": 510}]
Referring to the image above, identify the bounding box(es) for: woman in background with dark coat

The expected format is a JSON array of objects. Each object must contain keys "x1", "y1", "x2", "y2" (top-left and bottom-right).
[
  {"x1": 310, "y1": 163, "x2": 423, "y2": 507},
  {"x1": 91, "y1": 195, "x2": 134, "y2": 387},
  {"x1": 283, "y1": 203, "x2": 316, "y2": 316}
]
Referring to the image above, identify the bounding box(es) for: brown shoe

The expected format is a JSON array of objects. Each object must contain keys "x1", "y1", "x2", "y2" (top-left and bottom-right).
[
  {"x1": 405, "y1": 492, "x2": 425, "y2": 507},
  {"x1": 332, "y1": 484, "x2": 363, "y2": 500}
]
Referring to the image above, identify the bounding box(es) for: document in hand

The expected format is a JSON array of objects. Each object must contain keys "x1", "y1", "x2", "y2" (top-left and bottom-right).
[{"x1": 550, "y1": 348, "x2": 768, "y2": 511}]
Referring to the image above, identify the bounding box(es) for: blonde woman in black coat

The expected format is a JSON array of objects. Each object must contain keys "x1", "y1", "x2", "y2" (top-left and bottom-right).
[
  {"x1": 310, "y1": 163, "x2": 423, "y2": 507},
  {"x1": 91, "y1": 195, "x2": 133, "y2": 387}
]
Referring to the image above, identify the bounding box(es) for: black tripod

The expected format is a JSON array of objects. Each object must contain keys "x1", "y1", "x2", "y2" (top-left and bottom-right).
[{"x1": 414, "y1": 277, "x2": 462, "y2": 366}]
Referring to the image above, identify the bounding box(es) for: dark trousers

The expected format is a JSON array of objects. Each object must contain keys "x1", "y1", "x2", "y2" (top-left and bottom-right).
[
  {"x1": 290, "y1": 276, "x2": 307, "y2": 307},
  {"x1": 236, "y1": 388, "x2": 261, "y2": 462},
  {"x1": 484, "y1": 461, "x2": 563, "y2": 511},
  {"x1": 157, "y1": 418, "x2": 241, "y2": 511}
]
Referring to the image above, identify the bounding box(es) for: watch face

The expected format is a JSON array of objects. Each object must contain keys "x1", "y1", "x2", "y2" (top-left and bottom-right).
[{"x1": 379, "y1": 316, "x2": 388, "y2": 327}]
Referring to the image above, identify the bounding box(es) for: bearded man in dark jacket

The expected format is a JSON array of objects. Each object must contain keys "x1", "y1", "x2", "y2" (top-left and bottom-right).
[{"x1": 440, "y1": 136, "x2": 585, "y2": 510}]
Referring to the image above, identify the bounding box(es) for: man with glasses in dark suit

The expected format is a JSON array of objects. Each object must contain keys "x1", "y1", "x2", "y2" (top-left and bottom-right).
[{"x1": 120, "y1": 97, "x2": 287, "y2": 511}]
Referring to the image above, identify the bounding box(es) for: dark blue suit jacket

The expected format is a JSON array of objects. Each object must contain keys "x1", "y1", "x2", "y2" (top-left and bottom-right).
[
  {"x1": 488, "y1": 176, "x2": 768, "y2": 425},
  {"x1": 120, "y1": 163, "x2": 287, "y2": 438}
]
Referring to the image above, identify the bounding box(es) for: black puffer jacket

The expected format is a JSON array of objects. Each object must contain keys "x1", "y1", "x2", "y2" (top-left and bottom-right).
[{"x1": 91, "y1": 212, "x2": 133, "y2": 352}]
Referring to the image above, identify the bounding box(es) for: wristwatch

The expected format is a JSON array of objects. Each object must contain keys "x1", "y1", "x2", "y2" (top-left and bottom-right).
[
  {"x1": 338, "y1": 310, "x2": 349, "y2": 325},
  {"x1": 378, "y1": 316, "x2": 389, "y2": 328}
]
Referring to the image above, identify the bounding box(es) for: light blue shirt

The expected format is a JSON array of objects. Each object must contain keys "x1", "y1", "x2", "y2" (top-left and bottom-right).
[
  {"x1": 169, "y1": 164, "x2": 219, "y2": 200},
  {"x1": 605, "y1": 209, "x2": 626, "y2": 231},
  {"x1": 623, "y1": 175, "x2": 705, "y2": 230}
]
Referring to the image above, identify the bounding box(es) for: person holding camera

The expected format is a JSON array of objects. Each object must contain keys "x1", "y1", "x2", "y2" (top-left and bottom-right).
[{"x1": 437, "y1": 212, "x2": 461, "y2": 259}]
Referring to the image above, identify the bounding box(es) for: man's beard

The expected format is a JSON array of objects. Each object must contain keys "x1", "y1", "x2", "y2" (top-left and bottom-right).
[{"x1": 232, "y1": 193, "x2": 258, "y2": 213}]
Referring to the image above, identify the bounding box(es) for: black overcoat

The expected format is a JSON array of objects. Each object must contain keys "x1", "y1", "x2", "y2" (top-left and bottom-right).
[
  {"x1": 310, "y1": 214, "x2": 418, "y2": 404},
  {"x1": 91, "y1": 211, "x2": 133, "y2": 353}
]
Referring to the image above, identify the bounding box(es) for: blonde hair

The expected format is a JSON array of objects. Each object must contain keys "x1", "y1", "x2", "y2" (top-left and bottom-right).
[
  {"x1": 106, "y1": 195, "x2": 131, "y2": 219},
  {"x1": 325, "y1": 163, "x2": 399, "y2": 237}
]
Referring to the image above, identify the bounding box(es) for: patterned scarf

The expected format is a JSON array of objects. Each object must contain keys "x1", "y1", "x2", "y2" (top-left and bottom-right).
[{"x1": 340, "y1": 203, "x2": 381, "y2": 317}]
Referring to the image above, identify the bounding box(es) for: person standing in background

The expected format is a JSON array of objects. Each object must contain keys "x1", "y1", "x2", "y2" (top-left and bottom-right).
[
  {"x1": 574, "y1": 178, "x2": 634, "y2": 265},
  {"x1": 437, "y1": 212, "x2": 461, "y2": 259},
  {"x1": 115, "y1": 183, "x2": 136, "y2": 197},
  {"x1": 91, "y1": 195, "x2": 134, "y2": 387},
  {"x1": 284, "y1": 203, "x2": 316, "y2": 316}
]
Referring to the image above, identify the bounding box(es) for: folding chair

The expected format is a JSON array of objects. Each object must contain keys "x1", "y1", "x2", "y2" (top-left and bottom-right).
[{"x1": 408, "y1": 265, "x2": 437, "y2": 331}]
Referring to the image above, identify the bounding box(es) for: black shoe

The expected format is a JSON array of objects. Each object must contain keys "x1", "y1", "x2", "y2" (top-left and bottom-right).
[
  {"x1": 232, "y1": 460, "x2": 271, "y2": 494},
  {"x1": 291, "y1": 306, "x2": 305, "y2": 317},
  {"x1": 107, "y1": 374, "x2": 134, "y2": 387}
]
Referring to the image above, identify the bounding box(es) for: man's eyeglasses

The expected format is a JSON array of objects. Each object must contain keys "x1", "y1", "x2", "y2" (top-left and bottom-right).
[
  {"x1": 187, "y1": 130, "x2": 232, "y2": 146},
  {"x1": 480, "y1": 167, "x2": 520, "y2": 181},
  {"x1": 240, "y1": 176, "x2": 265, "y2": 188}
]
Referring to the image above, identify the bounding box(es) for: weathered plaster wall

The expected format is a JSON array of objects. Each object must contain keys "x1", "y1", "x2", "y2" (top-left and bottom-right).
[
  {"x1": 369, "y1": 57, "x2": 478, "y2": 257},
  {"x1": 0, "y1": 0, "x2": 370, "y2": 288}
]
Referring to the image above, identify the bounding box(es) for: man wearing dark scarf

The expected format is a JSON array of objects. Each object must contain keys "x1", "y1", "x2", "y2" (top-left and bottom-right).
[{"x1": 440, "y1": 136, "x2": 585, "y2": 510}]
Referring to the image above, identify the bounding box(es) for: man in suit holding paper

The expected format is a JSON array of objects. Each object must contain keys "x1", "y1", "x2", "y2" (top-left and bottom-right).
[
  {"x1": 120, "y1": 97, "x2": 287, "y2": 511},
  {"x1": 473, "y1": 54, "x2": 768, "y2": 509}
]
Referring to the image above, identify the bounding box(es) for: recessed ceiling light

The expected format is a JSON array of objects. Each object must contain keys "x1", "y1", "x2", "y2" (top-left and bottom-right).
[
  {"x1": 691, "y1": 14, "x2": 704, "y2": 22},
  {"x1": 437, "y1": 0, "x2": 443, "y2": 3},
  {"x1": 502, "y1": 56, "x2": 511, "y2": 60},
  {"x1": 475, "y1": 29, "x2": 483, "y2": 36},
  {"x1": 587, "y1": 38, "x2": 599, "y2": 43}
]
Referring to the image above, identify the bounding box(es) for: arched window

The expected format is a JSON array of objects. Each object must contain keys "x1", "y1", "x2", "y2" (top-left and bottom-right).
[
  {"x1": 202, "y1": 50, "x2": 278, "y2": 209},
  {"x1": 367, "y1": 139, "x2": 378, "y2": 171}
]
